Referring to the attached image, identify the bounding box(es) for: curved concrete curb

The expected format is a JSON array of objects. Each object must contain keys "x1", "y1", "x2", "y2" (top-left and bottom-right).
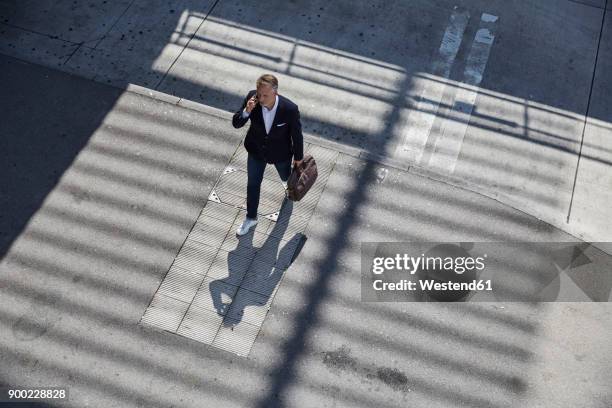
[{"x1": 407, "y1": 165, "x2": 612, "y2": 256}]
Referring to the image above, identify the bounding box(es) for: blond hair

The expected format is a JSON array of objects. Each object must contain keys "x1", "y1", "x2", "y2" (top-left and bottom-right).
[{"x1": 256, "y1": 74, "x2": 278, "y2": 91}]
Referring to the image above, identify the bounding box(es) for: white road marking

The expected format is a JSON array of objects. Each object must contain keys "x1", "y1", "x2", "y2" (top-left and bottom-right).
[
  {"x1": 481, "y1": 13, "x2": 498, "y2": 23},
  {"x1": 396, "y1": 9, "x2": 470, "y2": 161},
  {"x1": 428, "y1": 14, "x2": 498, "y2": 174}
]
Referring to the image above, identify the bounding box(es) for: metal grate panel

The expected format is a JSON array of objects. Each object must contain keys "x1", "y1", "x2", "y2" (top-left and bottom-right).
[
  {"x1": 215, "y1": 189, "x2": 247, "y2": 208},
  {"x1": 193, "y1": 277, "x2": 240, "y2": 316},
  {"x1": 173, "y1": 239, "x2": 218, "y2": 276},
  {"x1": 226, "y1": 287, "x2": 274, "y2": 327},
  {"x1": 267, "y1": 213, "x2": 309, "y2": 241},
  {"x1": 241, "y1": 260, "x2": 285, "y2": 297},
  {"x1": 199, "y1": 201, "x2": 239, "y2": 224},
  {"x1": 253, "y1": 235, "x2": 301, "y2": 270},
  {"x1": 177, "y1": 305, "x2": 223, "y2": 344},
  {"x1": 212, "y1": 318, "x2": 260, "y2": 357},
  {"x1": 141, "y1": 294, "x2": 189, "y2": 332},
  {"x1": 205, "y1": 248, "x2": 254, "y2": 286},
  {"x1": 141, "y1": 144, "x2": 339, "y2": 357},
  {"x1": 189, "y1": 216, "x2": 233, "y2": 248},
  {"x1": 157, "y1": 266, "x2": 205, "y2": 303},
  {"x1": 216, "y1": 170, "x2": 248, "y2": 197},
  {"x1": 229, "y1": 147, "x2": 248, "y2": 170}
]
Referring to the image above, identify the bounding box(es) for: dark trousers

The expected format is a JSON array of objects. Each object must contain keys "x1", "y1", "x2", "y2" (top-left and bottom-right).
[{"x1": 247, "y1": 153, "x2": 291, "y2": 219}]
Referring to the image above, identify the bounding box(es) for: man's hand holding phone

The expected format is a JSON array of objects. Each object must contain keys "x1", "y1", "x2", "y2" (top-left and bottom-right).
[{"x1": 245, "y1": 94, "x2": 258, "y2": 113}]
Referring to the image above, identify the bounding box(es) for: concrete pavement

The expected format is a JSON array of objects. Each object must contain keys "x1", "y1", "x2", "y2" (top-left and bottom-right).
[
  {"x1": 1, "y1": 52, "x2": 611, "y2": 408},
  {"x1": 1, "y1": 1, "x2": 612, "y2": 407},
  {"x1": 1, "y1": 0, "x2": 611, "y2": 246}
]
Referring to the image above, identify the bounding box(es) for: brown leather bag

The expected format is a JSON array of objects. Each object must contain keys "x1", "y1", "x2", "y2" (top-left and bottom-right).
[{"x1": 287, "y1": 154, "x2": 318, "y2": 201}]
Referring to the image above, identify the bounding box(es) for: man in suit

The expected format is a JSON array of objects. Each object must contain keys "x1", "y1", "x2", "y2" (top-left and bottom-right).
[{"x1": 232, "y1": 74, "x2": 304, "y2": 236}]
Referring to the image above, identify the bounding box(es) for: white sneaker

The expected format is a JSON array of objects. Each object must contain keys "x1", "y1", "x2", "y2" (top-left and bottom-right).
[
  {"x1": 281, "y1": 180, "x2": 288, "y2": 190},
  {"x1": 236, "y1": 217, "x2": 258, "y2": 236}
]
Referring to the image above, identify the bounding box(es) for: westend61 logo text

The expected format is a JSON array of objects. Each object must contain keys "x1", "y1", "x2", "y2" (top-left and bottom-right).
[{"x1": 368, "y1": 249, "x2": 493, "y2": 297}]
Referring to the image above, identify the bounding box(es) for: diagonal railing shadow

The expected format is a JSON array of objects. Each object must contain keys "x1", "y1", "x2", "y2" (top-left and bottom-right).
[{"x1": 255, "y1": 64, "x2": 418, "y2": 408}]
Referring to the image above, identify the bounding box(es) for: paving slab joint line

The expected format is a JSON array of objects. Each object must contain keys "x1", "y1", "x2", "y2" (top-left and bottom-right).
[
  {"x1": 0, "y1": 22, "x2": 86, "y2": 45},
  {"x1": 118, "y1": 86, "x2": 604, "y2": 253},
  {"x1": 566, "y1": 0, "x2": 608, "y2": 10},
  {"x1": 154, "y1": 0, "x2": 221, "y2": 90},
  {"x1": 566, "y1": 0, "x2": 608, "y2": 224},
  {"x1": 92, "y1": 0, "x2": 137, "y2": 50}
]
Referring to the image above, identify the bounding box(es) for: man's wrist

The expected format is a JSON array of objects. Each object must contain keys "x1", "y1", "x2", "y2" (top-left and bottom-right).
[{"x1": 241, "y1": 110, "x2": 250, "y2": 118}]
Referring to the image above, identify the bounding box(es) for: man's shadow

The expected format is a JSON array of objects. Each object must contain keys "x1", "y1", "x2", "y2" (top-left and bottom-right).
[{"x1": 209, "y1": 199, "x2": 304, "y2": 327}]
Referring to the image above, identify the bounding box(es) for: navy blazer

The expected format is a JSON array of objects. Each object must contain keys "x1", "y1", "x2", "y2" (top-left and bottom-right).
[{"x1": 232, "y1": 90, "x2": 304, "y2": 164}]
